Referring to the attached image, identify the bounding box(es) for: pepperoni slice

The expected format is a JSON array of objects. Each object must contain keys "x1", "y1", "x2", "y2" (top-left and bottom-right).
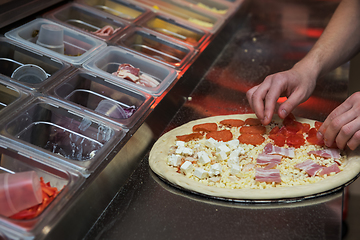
[
  {"x1": 192, "y1": 123, "x2": 218, "y2": 132},
  {"x1": 301, "y1": 123, "x2": 310, "y2": 134},
  {"x1": 245, "y1": 118, "x2": 262, "y2": 126},
  {"x1": 206, "y1": 130, "x2": 233, "y2": 142},
  {"x1": 238, "y1": 133, "x2": 265, "y2": 145},
  {"x1": 240, "y1": 125, "x2": 266, "y2": 135},
  {"x1": 315, "y1": 121, "x2": 323, "y2": 130},
  {"x1": 269, "y1": 126, "x2": 280, "y2": 135},
  {"x1": 219, "y1": 119, "x2": 245, "y2": 127},
  {"x1": 269, "y1": 134, "x2": 286, "y2": 147},
  {"x1": 286, "y1": 134, "x2": 305, "y2": 148},
  {"x1": 176, "y1": 132, "x2": 203, "y2": 142}
]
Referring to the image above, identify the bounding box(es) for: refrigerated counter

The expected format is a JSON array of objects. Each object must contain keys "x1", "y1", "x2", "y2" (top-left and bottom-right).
[{"x1": 0, "y1": 0, "x2": 352, "y2": 239}]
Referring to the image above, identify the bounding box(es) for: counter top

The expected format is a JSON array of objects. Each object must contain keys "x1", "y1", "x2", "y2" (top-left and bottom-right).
[{"x1": 83, "y1": 0, "x2": 349, "y2": 239}]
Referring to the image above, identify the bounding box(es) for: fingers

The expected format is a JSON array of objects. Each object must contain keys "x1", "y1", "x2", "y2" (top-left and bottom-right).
[
  {"x1": 247, "y1": 75, "x2": 283, "y2": 125},
  {"x1": 318, "y1": 92, "x2": 360, "y2": 150}
]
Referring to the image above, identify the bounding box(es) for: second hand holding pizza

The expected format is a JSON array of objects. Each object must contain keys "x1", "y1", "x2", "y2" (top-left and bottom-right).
[{"x1": 247, "y1": 0, "x2": 360, "y2": 151}]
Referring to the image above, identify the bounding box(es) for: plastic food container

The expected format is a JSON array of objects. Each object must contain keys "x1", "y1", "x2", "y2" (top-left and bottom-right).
[
  {"x1": 112, "y1": 28, "x2": 195, "y2": 70},
  {"x1": 0, "y1": 139, "x2": 84, "y2": 239},
  {"x1": 0, "y1": 96, "x2": 125, "y2": 177},
  {"x1": 44, "y1": 3, "x2": 130, "y2": 42},
  {"x1": 0, "y1": 77, "x2": 31, "y2": 120},
  {"x1": 0, "y1": 37, "x2": 72, "y2": 91},
  {"x1": 173, "y1": 0, "x2": 235, "y2": 19},
  {"x1": 5, "y1": 18, "x2": 106, "y2": 66},
  {"x1": 137, "y1": 12, "x2": 210, "y2": 49},
  {"x1": 0, "y1": 171, "x2": 43, "y2": 217},
  {"x1": 83, "y1": 46, "x2": 179, "y2": 96},
  {"x1": 76, "y1": 0, "x2": 150, "y2": 23},
  {"x1": 45, "y1": 68, "x2": 154, "y2": 128},
  {"x1": 135, "y1": 0, "x2": 224, "y2": 33}
]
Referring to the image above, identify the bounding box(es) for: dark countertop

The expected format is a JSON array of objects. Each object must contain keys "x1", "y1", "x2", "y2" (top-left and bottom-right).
[{"x1": 84, "y1": 0, "x2": 351, "y2": 239}]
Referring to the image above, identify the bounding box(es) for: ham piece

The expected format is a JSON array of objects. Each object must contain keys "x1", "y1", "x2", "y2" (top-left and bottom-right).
[
  {"x1": 112, "y1": 64, "x2": 159, "y2": 87},
  {"x1": 295, "y1": 159, "x2": 323, "y2": 176},
  {"x1": 308, "y1": 148, "x2": 341, "y2": 159},
  {"x1": 257, "y1": 153, "x2": 282, "y2": 164},
  {"x1": 319, "y1": 163, "x2": 341, "y2": 176},
  {"x1": 255, "y1": 168, "x2": 282, "y2": 183},
  {"x1": 263, "y1": 143, "x2": 295, "y2": 158}
]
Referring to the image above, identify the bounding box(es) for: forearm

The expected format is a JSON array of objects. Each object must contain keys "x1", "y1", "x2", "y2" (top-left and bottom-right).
[{"x1": 294, "y1": 0, "x2": 360, "y2": 79}]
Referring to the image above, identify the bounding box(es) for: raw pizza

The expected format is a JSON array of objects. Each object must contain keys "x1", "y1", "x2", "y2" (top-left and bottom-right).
[{"x1": 149, "y1": 114, "x2": 360, "y2": 200}]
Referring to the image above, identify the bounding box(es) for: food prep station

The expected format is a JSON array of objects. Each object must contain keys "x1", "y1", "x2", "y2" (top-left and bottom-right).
[{"x1": 0, "y1": 0, "x2": 353, "y2": 239}]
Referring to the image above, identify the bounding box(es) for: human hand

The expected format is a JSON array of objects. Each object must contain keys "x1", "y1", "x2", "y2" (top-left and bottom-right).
[
  {"x1": 317, "y1": 92, "x2": 360, "y2": 150},
  {"x1": 246, "y1": 66, "x2": 317, "y2": 125}
]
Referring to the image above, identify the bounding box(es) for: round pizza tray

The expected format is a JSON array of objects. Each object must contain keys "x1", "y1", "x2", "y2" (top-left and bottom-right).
[
  {"x1": 150, "y1": 168, "x2": 356, "y2": 208},
  {"x1": 149, "y1": 114, "x2": 360, "y2": 202}
]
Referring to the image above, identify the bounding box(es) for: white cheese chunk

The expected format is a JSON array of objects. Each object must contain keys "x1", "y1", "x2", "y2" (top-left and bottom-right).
[
  {"x1": 168, "y1": 154, "x2": 182, "y2": 166},
  {"x1": 175, "y1": 146, "x2": 193, "y2": 156},
  {"x1": 229, "y1": 147, "x2": 245, "y2": 159},
  {"x1": 180, "y1": 161, "x2": 194, "y2": 175},
  {"x1": 194, "y1": 168, "x2": 209, "y2": 179},
  {"x1": 175, "y1": 141, "x2": 185, "y2": 148},
  {"x1": 205, "y1": 138, "x2": 218, "y2": 148},
  {"x1": 197, "y1": 151, "x2": 211, "y2": 165},
  {"x1": 210, "y1": 163, "x2": 222, "y2": 176},
  {"x1": 216, "y1": 151, "x2": 228, "y2": 161},
  {"x1": 216, "y1": 143, "x2": 230, "y2": 154},
  {"x1": 227, "y1": 139, "x2": 239, "y2": 149},
  {"x1": 229, "y1": 164, "x2": 241, "y2": 175}
]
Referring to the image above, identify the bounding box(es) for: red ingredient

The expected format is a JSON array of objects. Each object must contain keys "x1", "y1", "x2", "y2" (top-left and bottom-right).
[
  {"x1": 306, "y1": 127, "x2": 324, "y2": 146},
  {"x1": 176, "y1": 132, "x2": 203, "y2": 142},
  {"x1": 238, "y1": 133, "x2": 265, "y2": 145},
  {"x1": 301, "y1": 123, "x2": 311, "y2": 134},
  {"x1": 269, "y1": 134, "x2": 286, "y2": 147},
  {"x1": 315, "y1": 121, "x2": 323, "y2": 130},
  {"x1": 240, "y1": 125, "x2": 266, "y2": 135},
  {"x1": 286, "y1": 134, "x2": 305, "y2": 148},
  {"x1": 10, "y1": 177, "x2": 61, "y2": 220},
  {"x1": 192, "y1": 123, "x2": 218, "y2": 132},
  {"x1": 206, "y1": 130, "x2": 233, "y2": 142},
  {"x1": 219, "y1": 119, "x2": 245, "y2": 127},
  {"x1": 269, "y1": 126, "x2": 280, "y2": 135},
  {"x1": 245, "y1": 118, "x2": 262, "y2": 126}
]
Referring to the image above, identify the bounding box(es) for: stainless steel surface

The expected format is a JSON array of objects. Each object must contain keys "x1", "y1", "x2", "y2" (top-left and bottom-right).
[
  {"x1": 0, "y1": 0, "x2": 65, "y2": 28},
  {"x1": 83, "y1": 0, "x2": 349, "y2": 239}
]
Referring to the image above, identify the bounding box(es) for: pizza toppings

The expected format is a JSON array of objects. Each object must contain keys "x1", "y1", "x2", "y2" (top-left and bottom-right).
[
  {"x1": 295, "y1": 160, "x2": 323, "y2": 176},
  {"x1": 206, "y1": 130, "x2": 233, "y2": 142},
  {"x1": 219, "y1": 119, "x2": 245, "y2": 127},
  {"x1": 308, "y1": 148, "x2": 341, "y2": 159},
  {"x1": 263, "y1": 143, "x2": 295, "y2": 158},
  {"x1": 255, "y1": 168, "x2": 282, "y2": 183},
  {"x1": 112, "y1": 64, "x2": 160, "y2": 88},
  {"x1": 256, "y1": 153, "x2": 282, "y2": 165},
  {"x1": 319, "y1": 164, "x2": 341, "y2": 176},
  {"x1": 193, "y1": 123, "x2": 218, "y2": 132},
  {"x1": 165, "y1": 115, "x2": 346, "y2": 190}
]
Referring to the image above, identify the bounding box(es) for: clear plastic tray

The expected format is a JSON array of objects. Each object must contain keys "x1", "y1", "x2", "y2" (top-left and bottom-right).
[
  {"x1": 112, "y1": 27, "x2": 196, "y2": 70},
  {"x1": 0, "y1": 37, "x2": 72, "y2": 91},
  {"x1": 45, "y1": 68, "x2": 155, "y2": 128},
  {"x1": 0, "y1": 77, "x2": 31, "y2": 121},
  {"x1": 0, "y1": 139, "x2": 84, "y2": 239},
  {"x1": 0, "y1": 96, "x2": 125, "y2": 177},
  {"x1": 75, "y1": 0, "x2": 150, "y2": 23},
  {"x1": 137, "y1": 11, "x2": 211, "y2": 49},
  {"x1": 5, "y1": 18, "x2": 107, "y2": 66},
  {"x1": 173, "y1": 0, "x2": 236, "y2": 19},
  {"x1": 83, "y1": 46, "x2": 179, "y2": 96},
  {"x1": 43, "y1": 3, "x2": 131, "y2": 42},
  {"x1": 135, "y1": 0, "x2": 224, "y2": 33}
]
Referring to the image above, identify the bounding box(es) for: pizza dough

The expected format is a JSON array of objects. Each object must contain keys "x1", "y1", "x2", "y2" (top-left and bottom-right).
[{"x1": 149, "y1": 114, "x2": 360, "y2": 200}]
